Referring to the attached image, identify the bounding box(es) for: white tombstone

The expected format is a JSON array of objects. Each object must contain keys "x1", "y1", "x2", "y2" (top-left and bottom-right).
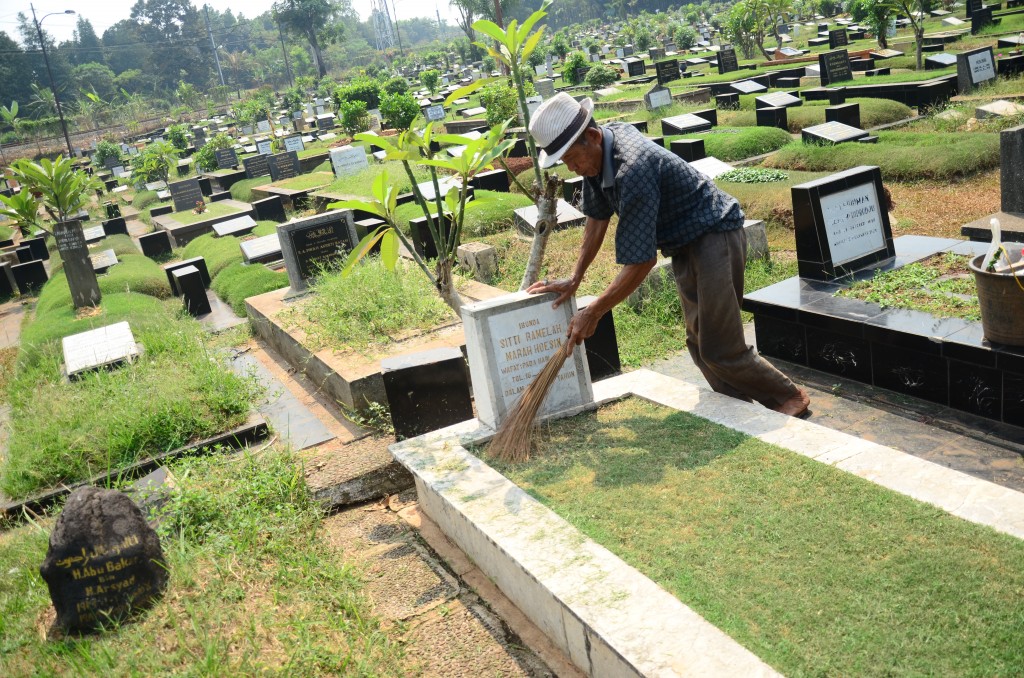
[{"x1": 329, "y1": 145, "x2": 370, "y2": 178}]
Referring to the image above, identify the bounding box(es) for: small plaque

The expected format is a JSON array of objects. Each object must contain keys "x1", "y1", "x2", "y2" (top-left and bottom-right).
[
  {"x1": 63, "y1": 321, "x2": 140, "y2": 377},
  {"x1": 256, "y1": 120, "x2": 272, "y2": 133},
  {"x1": 645, "y1": 85, "x2": 673, "y2": 110},
  {"x1": 267, "y1": 151, "x2": 301, "y2": 182},
  {"x1": 240, "y1": 233, "x2": 282, "y2": 264},
  {"x1": 242, "y1": 154, "x2": 271, "y2": 179},
  {"x1": 329, "y1": 145, "x2": 370, "y2": 178},
  {"x1": 278, "y1": 210, "x2": 355, "y2": 291},
  {"x1": 215, "y1": 147, "x2": 238, "y2": 170},
  {"x1": 283, "y1": 135, "x2": 305, "y2": 152},
  {"x1": 213, "y1": 214, "x2": 258, "y2": 237},
  {"x1": 661, "y1": 113, "x2": 713, "y2": 135},
  {"x1": 731, "y1": 79, "x2": 767, "y2": 94},
  {"x1": 425, "y1": 104, "x2": 446, "y2": 122},
  {"x1": 802, "y1": 121, "x2": 869, "y2": 144},
  {"x1": 755, "y1": 92, "x2": 803, "y2": 108},
  {"x1": 256, "y1": 140, "x2": 273, "y2": 155}
]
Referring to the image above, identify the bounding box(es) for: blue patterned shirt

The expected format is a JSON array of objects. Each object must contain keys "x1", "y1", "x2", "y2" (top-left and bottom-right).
[{"x1": 580, "y1": 123, "x2": 745, "y2": 265}]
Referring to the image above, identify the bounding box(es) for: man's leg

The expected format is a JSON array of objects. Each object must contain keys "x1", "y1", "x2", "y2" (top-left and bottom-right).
[{"x1": 676, "y1": 228, "x2": 808, "y2": 413}]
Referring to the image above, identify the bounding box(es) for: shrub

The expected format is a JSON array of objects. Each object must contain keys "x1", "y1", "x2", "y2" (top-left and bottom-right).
[
  {"x1": 129, "y1": 140, "x2": 179, "y2": 184},
  {"x1": 421, "y1": 69, "x2": 441, "y2": 94},
  {"x1": 382, "y1": 76, "x2": 408, "y2": 95},
  {"x1": 675, "y1": 25, "x2": 698, "y2": 49},
  {"x1": 165, "y1": 123, "x2": 189, "y2": 150},
  {"x1": 480, "y1": 83, "x2": 520, "y2": 126},
  {"x1": 229, "y1": 176, "x2": 272, "y2": 202},
  {"x1": 482, "y1": 55, "x2": 497, "y2": 73},
  {"x1": 338, "y1": 99, "x2": 370, "y2": 136},
  {"x1": 192, "y1": 133, "x2": 234, "y2": 171},
  {"x1": 133, "y1": 190, "x2": 159, "y2": 211},
  {"x1": 334, "y1": 77, "x2": 382, "y2": 111},
  {"x1": 585, "y1": 64, "x2": 618, "y2": 88},
  {"x1": 92, "y1": 140, "x2": 122, "y2": 168},
  {"x1": 379, "y1": 92, "x2": 420, "y2": 130},
  {"x1": 562, "y1": 52, "x2": 589, "y2": 86},
  {"x1": 716, "y1": 167, "x2": 790, "y2": 183}
]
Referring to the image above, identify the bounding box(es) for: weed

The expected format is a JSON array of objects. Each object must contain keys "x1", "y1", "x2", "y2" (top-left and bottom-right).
[{"x1": 838, "y1": 252, "x2": 980, "y2": 320}]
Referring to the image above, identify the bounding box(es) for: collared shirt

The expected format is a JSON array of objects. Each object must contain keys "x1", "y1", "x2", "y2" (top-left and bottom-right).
[{"x1": 580, "y1": 122, "x2": 745, "y2": 265}]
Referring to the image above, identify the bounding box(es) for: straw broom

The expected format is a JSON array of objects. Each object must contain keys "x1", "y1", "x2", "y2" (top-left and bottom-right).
[{"x1": 490, "y1": 339, "x2": 575, "y2": 463}]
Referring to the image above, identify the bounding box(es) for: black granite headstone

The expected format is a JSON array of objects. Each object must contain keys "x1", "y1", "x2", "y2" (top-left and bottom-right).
[
  {"x1": 139, "y1": 230, "x2": 173, "y2": 259},
  {"x1": 1002, "y1": 124, "x2": 1024, "y2": 214},
  {"x1": 717, "y1": 45, "x2": 739, "y2": 74},
  {"x1": 410, "y1": 213, "x2": 454, "y2": 260},
  {"x1": 169, "y1": 178, "x2": 203, "y2": 213},
  {"x1": 827, "y1": 87, "x2": 847, "y2": 105},
  {"x1": 971, "y1": 6, "x2": 994, "y2": 33},
  {"x1": 670, "y1": 138, "x2": 706, "y2": 162},
  {"x1": 279, "y1": 211, "x2": 354, "y2": 288},
  {"x1": 756, "y1": 106, "x2": 789, "y2": 130},
  {"x1": 956, "y1": 46, "x2": 997, "y2": 93},
  {"x1": 208, "y1": 191, "x2": 231, "y2": 203},
  {"x1": 150, "y1": 204, "x2": 173, "y2": 218},
  {"x1": 819, "y1": 49, "x2": 853, "y2": 86},
  {"x1": 381, "y1": 347, "x2": 474, "y2": 440},
  {"x1": 21, "y1": 237, "x2": 49, "y2": 262},
  {"x1": 826, "y1": 102, "x2": 861, "y2": 128},
  {"x1": 39, "y1": 487, "x2": 167, "y2": 632},
  {"x1": 577, "y1": 295, "x2": 621, "y2": 381},
  {"x1": 828, "y1": 29, "x2": 849, "y2": 49},
  {"x1": 173, "y1": 265, "x2": 211, "y2": 316},
  {"x1": 470, "y1": 169, "x2": 510, "y2": 193},
  {"x1": 102, "y1": 217, "x2": 128, "y2": 237},
  {"x1": 105, "y1": 202, "x2": 121, "y2": 219},
  {"x1": 54, "y1": 220, "x2": 102, "y2": 308},
  {"x1": 15, "y1": 246, "x2": 34, "y2": 263},
  {"x1": 0, "y1": 261, "x2": 14, "y2": 297},
  {"x1": 197, "y1": 177, "x2": 213, "y2": 197},
  {"x1": 215, "y1": 147, "x2": 239, "y2": 170},
  {"x1": 268, "y1": 151, "x2": 301, "y2": 182},
  {"x1": 253, "y1": 196, "x2": 287, "y2": 223},
  {"x1": 12, "y1": 260, "x2": 47, "y2": 294},
  {"x1": 164, "y1": 257, "x2": 211, "y2": 294},
  {"x1": 792, "y1": 165, "x2": 896, "y2": 280},
  {"x1": 967, "y1": 0, "x2": 982, "y2": 15},
  {"x1": 243, "y1": 154, "x2": 271, "y2": 180},
  {"x1": 656, "y1": 59, "x2": 681, "y2": 84}
]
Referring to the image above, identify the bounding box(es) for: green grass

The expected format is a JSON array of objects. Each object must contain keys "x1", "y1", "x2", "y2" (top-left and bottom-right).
[
  {"x1": 764, "y1": 130, "x2": 1000, "y2": 181},
  {"x1": 0, "y1": 448, "x2": 403, "y2": 674},
  {"x1": 674, "y1": 127, "x2": 793, "y2": 161},
  {"x1": 211, "y1": 262, "x2": 289, "y2": 316},
  {"x1": 393, "y1": 189, "x2": 535, "y2": 237},
  {"x1": 285, "y1": 257, "x2": 455, "y2": 352},
  {"x1": 267, "y1": 171, "x2": 335, "y2": 192},
  {"x1": 317, "y1": 161, "x2": 435, "y2": 198},
  {"x1": 171, "y1": 202, "x2": 245, "y2": 225},
  {"x1": 132, "y1": 190, "x2": 161, "y2": 212},
  {"x1": 229, "y1": 175, "x2": 272, "y2": 202},
  {"x1": 179, "y1": 233, "x2": 245, "y2": 278},
  {"x1": 495, "y1": 398, "x2": 1024, "y2": 677},
  {"x1": 718, "y1": 169, "x2": 831, "y2": 230},
  {"x1": 0, "y1": 223, "x2": 13, "y2": 241},
  {"x1": 38, "y1": 253, "x2": 172, "y2": 316},
  {"x1": 838, "y1": 252, "x2": 980, "y2": 321},
  {"x1": 723, "y1": 98, "x2": 913, "y2": 133},
  {"x1": 3, "y1": 292, "x2": 256, "y2": 498}
]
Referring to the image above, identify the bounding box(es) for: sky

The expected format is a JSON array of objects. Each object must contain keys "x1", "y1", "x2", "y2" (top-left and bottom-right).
[{"x1": 0, "y1": 0, "x2": 461, "y2": 45}]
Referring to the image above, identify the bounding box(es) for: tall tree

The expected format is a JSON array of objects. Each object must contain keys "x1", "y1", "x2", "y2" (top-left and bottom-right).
[
  {"x1": 272, "y1": 0, "x2": 352, "y2": 78},
  {"x1": 0, "y1": 32, "x2": 33, "y2": 108},
  {"x1": 129, "y1": 0, "x2": 210, "y2": 90},
  {"x1": 71, "y1": 17, "x2": 105, "y2": 66}
]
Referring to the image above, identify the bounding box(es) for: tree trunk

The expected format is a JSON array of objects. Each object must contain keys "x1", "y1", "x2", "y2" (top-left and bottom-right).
[
  {"x1": 435, "y1": 258, "x2": 464, "y2": 313},
  {"x1": 519, "y1": 173, "x2": 560, "y2": 290},
  {"x1": 308, "y1": 31, "x2": 327, "y2": 78}
]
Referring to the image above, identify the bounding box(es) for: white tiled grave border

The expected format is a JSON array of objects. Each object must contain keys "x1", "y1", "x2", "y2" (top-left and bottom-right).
[{"x1": 389, "y1": 369, "x2": 1024, "y2": 678}]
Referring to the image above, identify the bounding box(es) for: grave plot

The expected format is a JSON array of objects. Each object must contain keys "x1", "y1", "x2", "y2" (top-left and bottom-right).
[{"x1": 150, "y1": 190, "x2": 257, "y2": 248}]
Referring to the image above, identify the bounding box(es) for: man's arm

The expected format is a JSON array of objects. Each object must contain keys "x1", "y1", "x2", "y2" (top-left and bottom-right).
[
  {"x1": 526, "y1": 215, "x2": 610, "y2": 307},
  {"x1": 566, "y1": 256, "x2": 656, "y2": 346}
]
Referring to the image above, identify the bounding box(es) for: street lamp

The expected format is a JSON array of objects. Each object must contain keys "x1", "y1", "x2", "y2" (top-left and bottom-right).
[{"x1": 31, "y1": 4, "x2": 75, "y2": 158}]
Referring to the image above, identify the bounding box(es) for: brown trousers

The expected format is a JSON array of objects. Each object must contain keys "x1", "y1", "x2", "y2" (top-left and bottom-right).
[{"x1": 670, "y1": 227, "x2": 799, "y2": 408}]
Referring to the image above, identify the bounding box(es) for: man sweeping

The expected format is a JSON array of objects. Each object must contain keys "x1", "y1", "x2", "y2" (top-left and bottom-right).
[{"x1": 525, "y1": 92, "x2": 810, "y2": 417}]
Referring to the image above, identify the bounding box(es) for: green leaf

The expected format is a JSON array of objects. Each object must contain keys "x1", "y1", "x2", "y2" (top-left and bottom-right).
[
  {"x1": 517, "y1": 4, "x2": 549, "y2": 43},
  {"x1": 339, "y1": 226, "x2": 389, "y2": 277},
  {"x1": 326, "y1": 199, "x2": 385, "y2": 217},
  {"x1": 521, "y1": 29, "x2": 546, "y2": 62},
  {"x1": 444, "y1": 78, "x2": 494, "y2": 106},
  {"x1": 472, "y1": 19, "x2": 508, "y2": 45},
  {"x1": 380, "y1": 229, "x2": 399, "y2": 271}
]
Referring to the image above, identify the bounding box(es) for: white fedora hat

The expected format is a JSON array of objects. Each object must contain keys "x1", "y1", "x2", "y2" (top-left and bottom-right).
[{"x1": 528, "y1": 92, "x2": 594, "y2": 169}]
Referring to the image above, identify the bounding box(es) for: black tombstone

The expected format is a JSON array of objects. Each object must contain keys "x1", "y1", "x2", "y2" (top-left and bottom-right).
[
  {"x1": 381, "y1": 347, "x2": 474, "y2": 440},
  {"x1": 577, "y1": 295, "x2": 621, "y2": 381},
  {"x1": 215, "y1": 147, "x2": 239, "y2": 170},
  {"x1": 792, "y1": 165, "x2": 895, "y2": 281},
  {"x1": 409, "y1": 213, "x2": 454, "y2": 260},
  {"x1": 656, "y1": 59, "x2": 681, "y2": 84},
  {"x1": 105, "y1": 202, "x2": 121, "y2": 219},
  {"x1": 243, "y1": 154, "x2": 271, "y2": 180},
  {"x1": 139, "y1": 230, "x2": 173, "y2": 259},
  {"x1": 828, "y1": 29, "x2": 849, "y2": 50},
  {"x1": 470, "y1": 169, "x2": 510, "y2": 193},
  {"x1": 971, "y1": 6, "x2": 995, "y2": 34},
  {"x1": 756, "y1": 106, "x2": 789, "y2": 130},
  {"x1": 827, "y1": 87, "x2": 847, "y2": 105},
  {"x1": 966, "y1": 0, "x2": 982, "y2": 16},
  {"x1": 172, "y1": 266, "x2": 211, "y2": 316},
  {"x1": 197, "y1": 176, "x2": 213, "y2": 196},
  {"x1": 253, "y1": 196, "x2": 287, "y2": 223},
  {"x1": 563, "y1": 176, "x2": 585, "y2": 205},
  {"x1": 168, "y1": 178, "x2": 203, "y2": 213},
  {"x1": 826, "y1": 103, "x2": 861, "y2": 128},
  {"x1": 15, "y1": 246, "x2": 34, "y2": 263},
  {"x1": 208, "y1": 191, "x2": 231, "y2": 203},
  {"x1": 0, "y1": 262, "x2": 14, "y2": 297},
  {"x1": 164, "y1": 257, "x2": 211, "y2": 295},
  {"x1": 716, "y1": 92, "x2": 740, "y2": 109},
  {"x1": 268, "y1": 151, "x2": 301, "y2": 182},
  {"x1": 717, "y1": 45, "x2": 739, "y2": 74},
  {"x1": 102, "y1": 217, "x2": 129, "y2": 237},
  {"x1": 12, "y1": 260, "x2": 47, "y2": 294},
  {"x1": 21, "y1": 237, "x2": 49, "y2": 261},
  {"x1": 670, "y1": 138, "x2": 707, "y2": 162},
  {"x1": 150, "y1": 204, "x2": 173, "y2": 218},
  {"x1": 819, "y1": 49, "x2": 853, "y2": 86}
]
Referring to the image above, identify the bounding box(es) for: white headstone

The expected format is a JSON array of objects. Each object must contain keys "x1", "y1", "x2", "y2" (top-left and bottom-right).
[
  {"x1": 329, "y1": 145, "x2": 370, "y2": 178},
  {"x1": 256, "y1": 120, "x2": 272, "y2": 133},
  {"x1": 462, "y1": 291, "x2": 594, "y2": 430},
  {"x1": 256, "y1": 140, "x2": 273, "y2": 155}
]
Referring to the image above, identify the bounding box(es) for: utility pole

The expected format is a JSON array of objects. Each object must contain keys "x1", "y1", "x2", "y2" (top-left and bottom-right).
[
  {"x1": 205, "y1": 5, "x2": 225, "y2": 87},
  {"x1": 278, "y1": 22, "x2": 294, "y2": 88},
  {"x1": 436, "y1": 5, "x2": 444, "y2": 41},
  {"x1": 31, "y1": 3, "x2": 74, "y2": 157},
  {"x1": 387, "y1": 0, "x2": 404, "y2": 55}
]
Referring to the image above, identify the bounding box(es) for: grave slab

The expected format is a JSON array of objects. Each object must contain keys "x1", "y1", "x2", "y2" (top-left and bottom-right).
[
  {"x1": 90, "y1": 249, "x2": 118, "y2": 273},
  {"x1": 689, "y1": 156, "x2": 734, "y2": 179},
  {"x1": 802, "y1": 121, "x2": 868, "y2": 145},
  {"x1": 139, "y1": 230, "x2": 172, "y2": 258},
  {"x1": 976, "y1": 100, "x2": 1024, "y2": 119},
  {"x1": 661, "y1": 113, "x2": 713, "y2": 135},
  {"x1": 240, "y1": 233, "x2": 283, "y2": 264},
  {"x1": 278, "y1": 210, "x2": 356, "y2": 294},
  {"x1": 213, "y1": 214, "x2": 258, "y2": 237},
  {"x1": 513, "y1": 200, "x2": 586, "y2": 234},
  {"x1": 63, "y1": 321, "x2": 141, "y2": 378}
]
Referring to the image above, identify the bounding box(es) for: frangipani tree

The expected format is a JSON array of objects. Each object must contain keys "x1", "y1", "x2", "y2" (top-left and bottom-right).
[
  {"x1": 0, "y1": 188, "x2": 42, "y2": 237},
  {"x1": 329, "y1": 121, "x2": 514, "y2": 312},
  {"x1": 9, "y1": 156, "x2": 102, "y2": 229},
  {"x1": 472, "y1": 0, "x2": 561, "y2": 290}
]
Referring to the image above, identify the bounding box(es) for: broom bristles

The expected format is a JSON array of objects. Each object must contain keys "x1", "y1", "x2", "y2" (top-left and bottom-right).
[{"x1": 490, "y1": 340, "x2": 574, "y2": 463}]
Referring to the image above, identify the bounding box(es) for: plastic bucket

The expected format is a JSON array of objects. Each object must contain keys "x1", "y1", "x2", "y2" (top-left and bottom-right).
[{"x1": 969, "y1": 250, "x2": 1024, "y2": 346}]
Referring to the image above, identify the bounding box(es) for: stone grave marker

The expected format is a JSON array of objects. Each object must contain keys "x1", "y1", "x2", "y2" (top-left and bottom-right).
[
  {"x1": 792, "y1": 165, "x2": 895, "y2": 280},
  {"x1": 1002, "y1": 124, "x2": 1024, "y2": 214},
  {"x1": 661, "y1": 113, "x2": 713, "y2": 135},
  {"x1": 462, "y1": 291, "x2": 594, "y2": 430},
  {"x1": 957, "y1": 46, "x2": 997, "y2": 93},
  {"x1": 268, "y1": 151, "x2": 301, "y2": 182},
  {"x1": 655, "y1": 59, "x2": 681, "y2": 84},
  {"x1": 240, "y1": 233, "x2": 282, "y2": 264},
  {"x1": 278, "y1": 210, "x2": 355, "y2": 293},
  {"x1": 802, "y1": 121, "x2": 868, "y2": 144},
  {"x1": 256, "y1": 140, "x2": 273, "y2": 155},
  {"x1": 283, "y1": 135, "x2": 305, "y2": 152},
  {"x1": 90, "y1": 249, "x2": 118, "y2": 274},
  {"x1": 731, "y1": 79, "x2": 767, "y2": 94},
  {"x1": 62, "y1": 321, "x2": 141, "y2": 378},
  {"x1": 755, "y1": 91, "x2": 803, "y2": 108},
  {"x1": 689, "y1": 156, "x2": 734, "y2": 180},
  {"x1": 624, "y1": 57, "x2": 646, "y2": 77},
  {"x1": 215, "y1": 147, "x2": 238, "y2": 170},
  {"x1": 39, "y1": 486, "x2": 168, "y2": 632},
  {"x1": 173, "y1": 266, "x2": 211, "y2": 316},
  {"x1": 213, "y1": 214, "x2": 258, "y2": 237},
  {"x1": 329, "y1": 146, "x2": 369, "y2": 178},
  {"x1": 971, "y1": 6, "x2": 994, "y2": 33},
  {"x1": 242, "y1": 154, "x2": 270, "y2": 179},
  {"x1": 55, "y1": 221, "x2": 102, "y2": 309},
  {"x1": 139, "y1": 231, "x2": 172, "y2": 258},
  {"x1": 819, "y1": 49, "x2": 853, "y2": 86},
  {"x1": 256, "y1": 119, "x2": 272, "y2": 133},
  {"x1": 828, "y1": 29, "x2": 849, "y2": 49},
  {"x1": 513, "y1": 199, "x2": 586, "y2": 233},
  {"x1": 644, "y1": 84, "x2": 674, "y2": 110},
  {"x1": 0, "y1": 261, "x2": 15, "y2": 297},
  {"x1": 315, "y1": 113, "x2": 335, "y2": 130},
  {"x1": 967, "y1": 0, "x2": 982, "y2": 15},
  {"x1": 535, "y1": 78, "x2": 555, "y2": 98},
  {"x1": 168, "y1": 178, "x2": 203, "y2": 213},
  {"x1": 425, "y1": 104, "x2": 446, "y2": 122},
  {"x1": 717, "y1": 45, "x2": 738, "y2": 74},
  {"x1": 925, "y1": 52, "x2": 957, "y2": 70}
]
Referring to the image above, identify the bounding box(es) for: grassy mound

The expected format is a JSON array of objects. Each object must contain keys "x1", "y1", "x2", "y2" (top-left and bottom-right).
[
  {"x1": 180, "y1": 233, "x2": 245, "y2": 277},
  {"x1": 132, "y1": 190, "x2": 160, "y2": 211},
  {"x1": 212, "y1": 262, "x2": 289, "y2": 316},
  {"x1": 36, "y1": 253, "x2": 172, "y2": 317},
  {"x1": 726, "y1": 98, "x2": 912, "y2": 133},
  {"x1": 392, "y1": 189, "x2": 535, "y2": 237},
  {"x1": 676, "y1": 127, "x2": 793, "y2": 161},
  {"x1": 764, "y1": 131, "x2": 999, "y2": 180},
  {"x1": 230, "y1": 176, "x2": 272, "y2": 202}
]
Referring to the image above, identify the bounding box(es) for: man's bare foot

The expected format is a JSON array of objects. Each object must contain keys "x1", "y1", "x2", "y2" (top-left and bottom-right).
[{"x1": 774, "y1": 388, "x2": 810, "y2": 417}]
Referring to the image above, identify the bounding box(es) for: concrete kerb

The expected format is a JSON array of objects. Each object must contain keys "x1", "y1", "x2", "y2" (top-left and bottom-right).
[{"x1": 389, "y1": 370, "x2": 1024, "y2": 677}]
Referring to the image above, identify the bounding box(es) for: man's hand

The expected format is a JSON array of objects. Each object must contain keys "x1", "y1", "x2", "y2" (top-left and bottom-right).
[
  {"x1": 525, "y1": 277, "x2": 579, "y2": 309},
  {"x1": 566, "y1": 306, "x2": 601, "y2": 346}
]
